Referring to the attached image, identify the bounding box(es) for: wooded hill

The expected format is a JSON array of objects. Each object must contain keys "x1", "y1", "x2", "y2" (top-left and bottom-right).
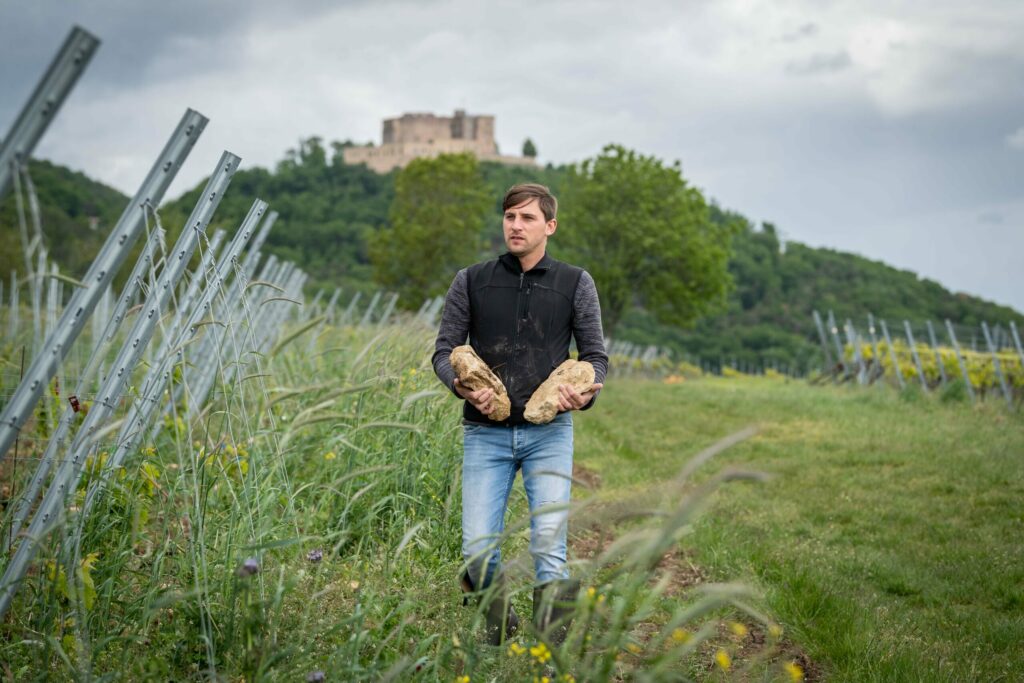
[{"x1": 2, "y1": 140, "x2": 1019, "y2": 369}]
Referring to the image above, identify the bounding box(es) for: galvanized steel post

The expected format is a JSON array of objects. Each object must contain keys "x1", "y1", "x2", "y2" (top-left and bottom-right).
[
  {"x1": 982, "y1": 322, "x2": 1013, "y2": 408},
  {"x1": 0, "y1": 109, "x2": 208, "y2": 463},
  {"x1": 812, "y1": 310, "x2": 834, "y2": 374},
  {"x1": 944, "y1": 319, "x2": 976, "y2": 403},
  {"x1": 341, "y1": 291, "x2": 362, "y2": 325},
  {"x1": 0, "y1": 152, "x2": 240, "y2": 619},
  {"x1": 83, "y1": 200, "x2": 266, "y2": 519},
  {"x1": 879, "y1": 319, "x2": 906, "y2": 390},
  {"x1": 1010, "y1": 321, "x2": 1024, "y2": 369},
  {"x1": 826, "y1": 310, "x2": 845, "y2": 375},
  {"x1": 866, "y1": 314, "x2": 883, "y2": 383},
  {"x1": 0, "y1": 27, "x2": 101, "y2": 199},
  {"x1": 903, "y1": 320, "x2": 928, "y2": 391},
  {"x1": 378, "y1": 292, "x2": 398, "y2": 327},
  {"x1": 3, "y1": 229, "x2": 164, "y2": 544},
  {"x1": 844, "y1": 320, "x2": 866, "y2": 384},
  {"x1": 925, "y1": 320, "x2": 948, "y2": 386},
  {"x1": 359, "y1": 290, "x2": 382, "y2": 327}
]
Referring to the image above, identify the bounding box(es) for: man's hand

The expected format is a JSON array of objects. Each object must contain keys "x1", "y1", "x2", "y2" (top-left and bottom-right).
[
  {"x1": 557, "y1": 383, "x2": 604, "y2": 412},
  {"x1": 454, "y1": 378, "x2": 495, "y2": 416}
]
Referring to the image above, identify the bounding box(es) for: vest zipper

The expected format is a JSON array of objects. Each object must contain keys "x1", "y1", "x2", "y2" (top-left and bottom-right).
[{"x1": 506, "y1": 272, "x2": 525, "y2": 391}]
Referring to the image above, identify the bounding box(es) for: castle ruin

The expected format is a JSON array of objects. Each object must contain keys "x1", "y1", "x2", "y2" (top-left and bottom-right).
[{"x1": 342, "y1": 109, "x2": 536, "y2": 173}]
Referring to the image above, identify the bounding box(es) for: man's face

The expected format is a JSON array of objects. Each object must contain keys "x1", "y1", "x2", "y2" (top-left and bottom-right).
[{"x1": 503, "y1": 198, "x2": 556, "y2": 259}]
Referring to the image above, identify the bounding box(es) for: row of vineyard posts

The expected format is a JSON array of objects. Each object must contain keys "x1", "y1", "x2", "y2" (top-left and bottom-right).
[{"x1": 812, "y1": 309, "x2": 1023, "y2": 409}]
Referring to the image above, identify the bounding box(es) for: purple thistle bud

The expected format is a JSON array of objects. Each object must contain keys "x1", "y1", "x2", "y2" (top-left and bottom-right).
[
  {"x1": 237, "y1": 557, "x2": 260, "y2": 577},
  {"x1": 307, "y1": 548, "x2": 324, "y2": 563},
  {"x1": 306, "y1": 671, "x2": 326, "y2": 683}
]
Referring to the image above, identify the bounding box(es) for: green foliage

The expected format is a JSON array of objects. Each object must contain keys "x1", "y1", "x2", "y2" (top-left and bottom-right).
[
  {"x1": 940, "y1": 378, "x2": 970, "y2": 403},
  {"x1": 160, "y1": 137, "x2": 395, "y2": 297},
  {"x1": 626, "y1": 206, "x2": 1023, "y2": 369},
  {"x1": 0, "y1": 160, "x2": 130, "y2": 284},
  {"x1": 556, "y1": 144, "x2": 736, "y2": 334},
  {"x1": 5, "y1": 149, "x2": 1019, "y2": 370},
  {"x1": 369, "y1": 153, "x2": 490, "y2": 308},
  {"x1": 522, "y1": 137, "x2": 537, "y2": 158}
]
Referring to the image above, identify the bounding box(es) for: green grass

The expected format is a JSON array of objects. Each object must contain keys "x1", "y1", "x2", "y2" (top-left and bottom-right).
[
  {"x1": 574, "y1": 376, "x2": 1024, "y2": 682},
  {"x1": 4, "y1": 320, "x2": 1022, "y2": 681}
]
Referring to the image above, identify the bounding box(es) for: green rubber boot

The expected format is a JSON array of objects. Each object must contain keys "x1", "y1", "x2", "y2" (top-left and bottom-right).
[
  {"x1": 460, "y1": 568, "x2": 520, "y2": 646},
  {"x1": 532, "y1": 579, "x2": 581, "y2": 646}
]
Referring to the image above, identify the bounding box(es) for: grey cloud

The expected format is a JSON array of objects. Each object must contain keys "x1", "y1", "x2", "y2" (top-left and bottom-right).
[
  {"x1": 2, "y1": 0, "x2": 1023, "y2": 312},
  {"x1": 977, "y1": 212, "x2": 1004, "y2": 224},
  {"x1": 781, "y1": 22, "x2": 819, "y2": 42},
  {"x1": 1007, "y1": 126, "x2": 1024, "y2": 149},
  {"x1": 1, "y1": 1, "x2": 357, "y2": 116},
  {"x1": 784, "y1": 51, "x2": 852, "y2": 76}
]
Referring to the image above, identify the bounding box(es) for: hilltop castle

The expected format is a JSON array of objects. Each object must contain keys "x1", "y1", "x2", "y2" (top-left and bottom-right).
[{"x1": 342, "y1": 109, "x2": 536, "y2": 173}]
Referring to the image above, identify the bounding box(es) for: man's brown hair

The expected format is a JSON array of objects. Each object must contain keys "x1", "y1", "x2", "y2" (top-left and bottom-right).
[{"x1": 503, "y1": 183, "x2": 557, "y2": 222}]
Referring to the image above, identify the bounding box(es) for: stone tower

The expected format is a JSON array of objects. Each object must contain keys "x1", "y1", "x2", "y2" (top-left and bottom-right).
[{"x1": 343, "y1": 110, "x2": 535, "y2": 173}]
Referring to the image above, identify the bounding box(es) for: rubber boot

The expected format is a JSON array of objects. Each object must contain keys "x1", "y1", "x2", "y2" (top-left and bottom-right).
[
  {"x1": 459, "y1": 568, "x2": 520, "y2": 646},
  {"x1": 533, "y1": 579, "x2": 580, "y2": 646}
]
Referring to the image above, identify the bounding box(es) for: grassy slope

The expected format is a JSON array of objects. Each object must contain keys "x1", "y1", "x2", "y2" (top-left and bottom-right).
[{"x1": 574, "y1": 377, "x2": 1024, "y2": 682}]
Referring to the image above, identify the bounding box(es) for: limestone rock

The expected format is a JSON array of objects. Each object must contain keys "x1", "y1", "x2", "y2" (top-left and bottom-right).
[
  {"x1": 524, "y1": 359, "x2": 595, "y2": 424},
  {"x1": 450, "y1": 345, "x2": 511, "y2": 421}
]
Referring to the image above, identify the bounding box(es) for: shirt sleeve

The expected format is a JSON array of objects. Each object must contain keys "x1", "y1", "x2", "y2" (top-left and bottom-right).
[
  {"x1": 573, "y1": 270, "x2": 609, "y2": 410},
  {"x1": 431, "y1": 269, "x2": 471, "y2": 397}
]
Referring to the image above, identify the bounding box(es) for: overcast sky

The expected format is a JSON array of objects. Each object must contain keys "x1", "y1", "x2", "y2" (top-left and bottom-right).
[{"x1": 2, "y1": 0, "x2": 1022, "y2": 312}]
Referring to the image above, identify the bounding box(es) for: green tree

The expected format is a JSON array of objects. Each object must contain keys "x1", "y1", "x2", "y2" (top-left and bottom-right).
[
  {"x1": 556, "y1": 144, "x2": 736, "y2": 334},
  {"x1": 522, "y1": 138, "x2": 537, "y2": 158},
  {"x1": 369, "y1": 153, "x2": 490, "y2": 308}
]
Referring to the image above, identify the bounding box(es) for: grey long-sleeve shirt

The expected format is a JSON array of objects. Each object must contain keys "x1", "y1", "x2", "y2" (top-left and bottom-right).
[{"x1": 432, "y1": 264, "x2": 609, "y2": 411}]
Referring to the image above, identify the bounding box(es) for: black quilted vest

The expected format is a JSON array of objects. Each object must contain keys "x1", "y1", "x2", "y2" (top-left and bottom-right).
[{"x1": 465, "y1": 252, "x2": 583, "y2": 425}]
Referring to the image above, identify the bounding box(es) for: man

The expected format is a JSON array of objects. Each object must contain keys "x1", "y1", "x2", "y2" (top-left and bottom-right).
[{"x1": 432, "y1": 183, "x2": 609, "y2": 644}]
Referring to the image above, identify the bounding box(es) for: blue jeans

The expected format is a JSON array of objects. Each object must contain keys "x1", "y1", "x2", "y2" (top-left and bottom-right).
[{"x1": 462, "y1": 412, "x2": 573, "y2": 585}]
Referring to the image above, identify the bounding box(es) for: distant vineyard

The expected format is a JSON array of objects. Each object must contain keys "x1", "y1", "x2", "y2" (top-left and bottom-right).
[{"x1": 846, "y1": 340, "x2": 1022, "y2": 392}]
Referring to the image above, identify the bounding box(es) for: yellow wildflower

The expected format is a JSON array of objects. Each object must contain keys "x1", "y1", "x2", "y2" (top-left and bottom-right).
[
  {"x1": 529, "y1": 642, "x2": 551, "y2": 664},
  {"x1": 561, "y1": 676, "x2": 575, "y2": 683},
  {"x1": 626, "y1": 643, "x2": 642, "y2": 654},
  {"x1": 729, "y1": 621, "x2": 748, "y2": 637},
  {"x1": 671, "y1": 628, "x2": 690, "y2": 643},
  {"x1": 507, "y1": 643, "x2": 526, "y2": 656},
  {"x1": 768, "y1": 623, "x2": 784, "y2": 639},
  {"x1": 714, "y1": 649, "x2": 731, "y2": 671},
  {"x1": 324, "y1": 451, "x2": 337, "y2": 461},
  {"x1": 784, "y1": 661, "x2": 804, "y2": 681},
  {"x1": 586, "y1": 586, "x2": 596, "y2": 598},
  {"x1": 455, "y1": 677, "x2": 470, "y2": 683}
]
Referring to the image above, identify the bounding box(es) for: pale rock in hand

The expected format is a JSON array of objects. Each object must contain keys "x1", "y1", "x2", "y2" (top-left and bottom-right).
[
  {"x1": 524, "y1": 359, "x2": 595, "y2": 424},
  {"x1": 450, "y1": 345, "x2": 511, "y2": 421}
]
